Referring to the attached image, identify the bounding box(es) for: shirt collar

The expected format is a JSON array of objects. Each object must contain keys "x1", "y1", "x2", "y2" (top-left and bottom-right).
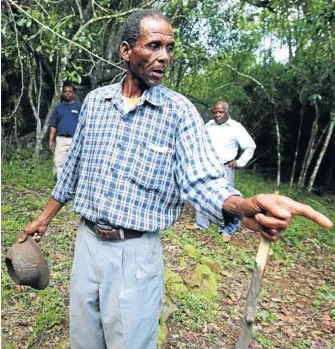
[
  {"x1": 103, "y1": 80, "x2": 165, "y2": 107},
  {"x1": 224, "y1": 116, "x2": 233, "y2": 125},
  {"x1": 209, "y1": 116, "x2": 232, "y2": 127}
]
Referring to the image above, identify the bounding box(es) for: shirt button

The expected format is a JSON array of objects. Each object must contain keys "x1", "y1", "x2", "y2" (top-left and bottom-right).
[
  {"x1": 117, "y1": 143, "x2": 122, "y2": 148},
  {"x1": 111, "y1": 168, "x2": 115, "y2": 172}
]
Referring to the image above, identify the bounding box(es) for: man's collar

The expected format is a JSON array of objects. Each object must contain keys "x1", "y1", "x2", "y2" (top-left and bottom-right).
[
  {"x1": 224, "y1": 116, "x2": 232, "y2": 125},
  {"x1": 210, "y1": 116, "x2": 232, "y2": 126},
  {"x1": 103, "y1": 81, "x2": 165, "y2": 107}
]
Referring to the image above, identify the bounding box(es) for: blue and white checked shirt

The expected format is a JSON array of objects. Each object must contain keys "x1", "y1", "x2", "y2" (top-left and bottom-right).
[{"x1": 52, "y1": 82, "x2": 241, "y2": 232}]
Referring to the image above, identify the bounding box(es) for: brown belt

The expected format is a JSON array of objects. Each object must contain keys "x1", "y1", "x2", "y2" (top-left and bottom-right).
[{"x1": 85, "y1": 219, "x2": 143, "y2": 240}]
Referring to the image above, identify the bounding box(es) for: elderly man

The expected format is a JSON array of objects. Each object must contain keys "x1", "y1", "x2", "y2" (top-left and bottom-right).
[
  {"x1": 20, "y1": 10, "x2": 332, "y2": 349},
  {"x1": 188, "y1": 101, "x2": 256, "y2": 241}
]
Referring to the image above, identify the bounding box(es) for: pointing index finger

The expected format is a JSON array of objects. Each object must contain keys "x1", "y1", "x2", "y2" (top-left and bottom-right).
[{"x1": 279, "y1": 197, "x2": 333, "y2": 228}]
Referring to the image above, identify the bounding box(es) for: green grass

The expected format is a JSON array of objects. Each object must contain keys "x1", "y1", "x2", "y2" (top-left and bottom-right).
[
  {"x1": 2, "y1": 158, "x2": 55, "y2": 192},
  {"x1": 2, "y1": 157, "x2": 334, "y2": 348},
  {"x1": 1, "y1": 157, "x2": 72, "y2": 348}
]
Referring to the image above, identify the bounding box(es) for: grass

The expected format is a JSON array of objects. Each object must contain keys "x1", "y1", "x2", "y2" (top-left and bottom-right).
[
  {"x1": 2, "y1": 157, "x2": 335, "y2": 349},
  {"x1": 2, "y1": 158, "x2": 74, "y2": 348}
]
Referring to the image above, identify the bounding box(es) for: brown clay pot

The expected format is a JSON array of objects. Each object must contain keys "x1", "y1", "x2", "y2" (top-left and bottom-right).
[{"x1": 5, "y1": 231, "x2": 50, "y2": 290}]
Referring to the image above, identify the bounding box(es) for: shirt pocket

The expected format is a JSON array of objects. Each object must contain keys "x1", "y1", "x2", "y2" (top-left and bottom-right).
[{"x1": 128, "y1": 142, "x2": 173, "y2": 191}]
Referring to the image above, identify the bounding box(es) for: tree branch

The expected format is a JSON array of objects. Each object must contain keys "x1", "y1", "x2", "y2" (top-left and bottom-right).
[
  {"x1": 4, "y1": 0, "x2": 24, "y2": 120},
  {"x1": 222, "y1": 62, "x2": 275, "y2": 104},
  {"x1": 7, "y1": 0, "x2": 126, "y2": 72},
  {"x1": 71, "y1": 0, "x2": 158, "y2": 42},
  {"x1": 74, "y1": 0, "x2": 84, "y2": 22}
]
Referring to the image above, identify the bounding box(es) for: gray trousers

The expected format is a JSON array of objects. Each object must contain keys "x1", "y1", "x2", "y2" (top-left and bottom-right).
[
  {"x1": 70, "y1": 219, "x2": 164, "y2": 349},
  {"x1": 196, "y1": 164, "x2": 238, "y2": 233}
]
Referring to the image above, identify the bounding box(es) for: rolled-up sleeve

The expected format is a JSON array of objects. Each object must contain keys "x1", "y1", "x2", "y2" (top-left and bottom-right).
[
  {"x1": 49, "y1": 107, "x2": 58, "y2": 128},
  {"x1": 235, "y1": 124, "x2": 256, "y2": 167},
  {"x1": 51, "y1": 97, "x2": 88, "y2": 203},
  {"x1": 174, "y1": 103, "x2": 241, "y2": 225}
]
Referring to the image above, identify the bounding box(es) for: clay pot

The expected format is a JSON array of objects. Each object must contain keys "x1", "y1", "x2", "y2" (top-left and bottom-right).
[{"x1": 5, "y1": 232, "x2": 49, "y2": 290}]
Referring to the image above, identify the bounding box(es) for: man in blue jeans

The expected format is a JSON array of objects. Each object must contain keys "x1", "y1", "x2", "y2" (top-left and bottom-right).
[
  {"x1": 19, "y1": 10, "x2": 332, "y2": 349},
  {"x1": 188, "y1": 100, "x2": 256, "y2": 241}
]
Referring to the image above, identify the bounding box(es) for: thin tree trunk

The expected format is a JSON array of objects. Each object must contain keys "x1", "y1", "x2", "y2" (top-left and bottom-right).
[
  {"x1": 274, "y1": 109, "x2": 281, "y2": 188},
  {"x1": 297, "y1": 100, "x2": 320, "y2": 190},
  {"x1": 14, "y1": 111, "x2": 21, "y2": 151},
  {"x1": 289, "y1": 104, "x2": 304, "y2": 193},
  {"x1": 307, "y1": 110, "x2": 335, "y2": 191},
  {"x1": 33, "y1": 49, "x2": 65, "y2": 157}
]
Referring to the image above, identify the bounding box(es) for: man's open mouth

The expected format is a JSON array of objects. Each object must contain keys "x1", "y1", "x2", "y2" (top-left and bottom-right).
[{"x1": 152, "y1": 68, "x2": 165, "y2": 78}]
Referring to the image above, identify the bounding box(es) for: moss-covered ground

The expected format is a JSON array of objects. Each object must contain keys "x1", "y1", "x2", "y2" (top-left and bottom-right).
[{"x1": 2, "y1": 159, "x2": 334, "y2": 349}]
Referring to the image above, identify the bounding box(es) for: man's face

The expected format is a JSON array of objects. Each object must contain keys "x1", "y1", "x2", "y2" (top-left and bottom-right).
[
  {"x1": 62, "y1": 87, "x2": 74, "y2": 102},
  {"x1": 125, "y1": 17, "x2": 175, "y2": 87},
  {"x1": 213, "y1": 103, "x2": 229, "y2": 125}
]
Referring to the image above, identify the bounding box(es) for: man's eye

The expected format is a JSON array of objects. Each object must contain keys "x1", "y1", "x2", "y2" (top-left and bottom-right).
[
  {"x1": 167, "y1": 45, "x2": 174, "y2": 52},
  {"x1": 149, "y1": 43, "x2": 159, "y2": 49}
]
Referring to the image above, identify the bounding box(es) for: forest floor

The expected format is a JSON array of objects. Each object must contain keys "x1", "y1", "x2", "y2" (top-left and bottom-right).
[{"x1": 1, "y1": 159, "x2": 335, "y2": 349}]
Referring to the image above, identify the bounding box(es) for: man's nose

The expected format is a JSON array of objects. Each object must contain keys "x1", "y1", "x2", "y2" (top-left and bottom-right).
[{"x1": 157, "y1": 47, "x2": 171, "y2": 62}]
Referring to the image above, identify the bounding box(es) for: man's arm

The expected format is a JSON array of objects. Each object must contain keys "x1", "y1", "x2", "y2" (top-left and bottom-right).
[
  {"x1": 230, "y1": 124, "x2": 256, "y2": 168},
  {"x1": 223, "y1": 194, "x2": 333, "y2": 241},
  {"x1": 19, "y1": 197, "x2": 64, "y2": 242},
  {"x1": 49, "y1": 126, "x2": 57, "y2": 152}
]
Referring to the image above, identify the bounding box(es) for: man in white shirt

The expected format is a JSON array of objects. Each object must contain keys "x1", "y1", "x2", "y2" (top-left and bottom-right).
[{"x1": 188, "y1": 101, "x2": 256, "y2": 241}]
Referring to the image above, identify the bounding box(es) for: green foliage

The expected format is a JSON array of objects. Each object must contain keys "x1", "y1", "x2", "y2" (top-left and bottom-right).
[
  {"x1": 173, "y1": 292, "x2": 218, "y2": 330},
  {"x1": 2, "y1": 159, "x2": 55, "y2": 192},
  {"x1": 256, "y1": 310, "x2": 279, "y2": 324},
  {"x1": 253, "y1": 332, "x2": 274, "y2": 348}
]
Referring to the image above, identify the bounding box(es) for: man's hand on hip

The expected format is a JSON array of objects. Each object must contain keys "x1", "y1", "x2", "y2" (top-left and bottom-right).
[
  {"x1": 228, "y1": 160, "x2": 237, "y2": 168},
  {"x1": 223, "y1": 194, "x2": 333, "y2": 242}
]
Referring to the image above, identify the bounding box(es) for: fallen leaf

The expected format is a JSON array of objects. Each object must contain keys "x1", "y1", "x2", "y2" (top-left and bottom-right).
[
  {"x1": 321, "y1": 312, "x2": 332, "y2": 322},
  {"x1": 279, "y1": 314, "x2": 289, "y2": 321},
  {"x1": 262, "y1": 327, "x2": 276, "y2": 334},
  {"x1": 282, "y1": 326, "x2": 297, "y2": 337}
]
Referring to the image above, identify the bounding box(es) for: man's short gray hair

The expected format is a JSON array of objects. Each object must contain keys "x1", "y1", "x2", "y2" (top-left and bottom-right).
[{"x1": 119, "y1": 10, "x2": 170, "y2": 48}]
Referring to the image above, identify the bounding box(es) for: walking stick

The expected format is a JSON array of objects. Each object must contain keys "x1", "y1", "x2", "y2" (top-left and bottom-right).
[{"x1": 235, "y1": 237, "x2": 272, "y2": 349}]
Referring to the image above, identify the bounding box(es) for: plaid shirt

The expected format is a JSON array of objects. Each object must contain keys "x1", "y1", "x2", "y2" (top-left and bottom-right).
[{"x1": 52, "y1": 83, "x2": 240, "y2": 232}]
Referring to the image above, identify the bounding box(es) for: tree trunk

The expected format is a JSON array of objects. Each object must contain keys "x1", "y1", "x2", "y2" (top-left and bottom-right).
[
  {"x1": 307, "y1": 110, "x2": 335, "y2": 191},
  {"x1": 289, "y1": 103, "x2": 304, "y2": 193},
  {"x1": 274, "y1": 108, "x2": 281, "y2": 188},
  {"x1": 297, "y1": 100, "x2": 320, "y2": 190}
]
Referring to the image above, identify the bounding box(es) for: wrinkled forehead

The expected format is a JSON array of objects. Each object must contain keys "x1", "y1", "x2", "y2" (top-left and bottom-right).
[{"x1": 139, "y1": 17, "x2": 174, "y2": 40}]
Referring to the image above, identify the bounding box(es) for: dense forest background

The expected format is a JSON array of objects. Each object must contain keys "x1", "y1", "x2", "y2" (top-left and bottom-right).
[{"x1": 2, "y1": 0, "x2": 335, "y2": 192}]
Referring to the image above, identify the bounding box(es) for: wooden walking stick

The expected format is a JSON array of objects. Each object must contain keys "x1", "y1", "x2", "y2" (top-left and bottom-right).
[
  {"x1": 236, "y1": 191, "x2": 280, "y2": 348},
  {"x1": 236, "y1": 237, "x2": 272, "y2": 349}
]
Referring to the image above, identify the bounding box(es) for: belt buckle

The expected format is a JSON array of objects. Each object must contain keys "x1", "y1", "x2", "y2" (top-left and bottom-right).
[{"x1": 93, "y1": 224, "x2": 124, "y2": 240}]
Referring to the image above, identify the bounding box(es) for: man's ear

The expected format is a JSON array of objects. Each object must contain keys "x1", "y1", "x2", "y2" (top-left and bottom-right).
[{"x1": 120, "y1": 41, "x2": 132, "y2": 62}]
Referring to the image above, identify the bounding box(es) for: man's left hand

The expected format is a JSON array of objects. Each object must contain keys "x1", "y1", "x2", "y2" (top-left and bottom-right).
[
  {"x1": 224, "y1": 194, "x2": 333, "y2": 242},
  {"x1": 228, "y1": 160, "x2": 237, "y2": 168}
]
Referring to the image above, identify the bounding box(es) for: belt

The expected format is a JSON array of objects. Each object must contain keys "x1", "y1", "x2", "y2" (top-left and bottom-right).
[
  {"x1": 224, "y1": 160, "x2": 233, "y2": 165},
  {"x1": 57, "y1": 134, "x2": 73, "y2": 138},
  {"x1": 84, "y1": 219, "x2": 143, "y2": 240}
]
